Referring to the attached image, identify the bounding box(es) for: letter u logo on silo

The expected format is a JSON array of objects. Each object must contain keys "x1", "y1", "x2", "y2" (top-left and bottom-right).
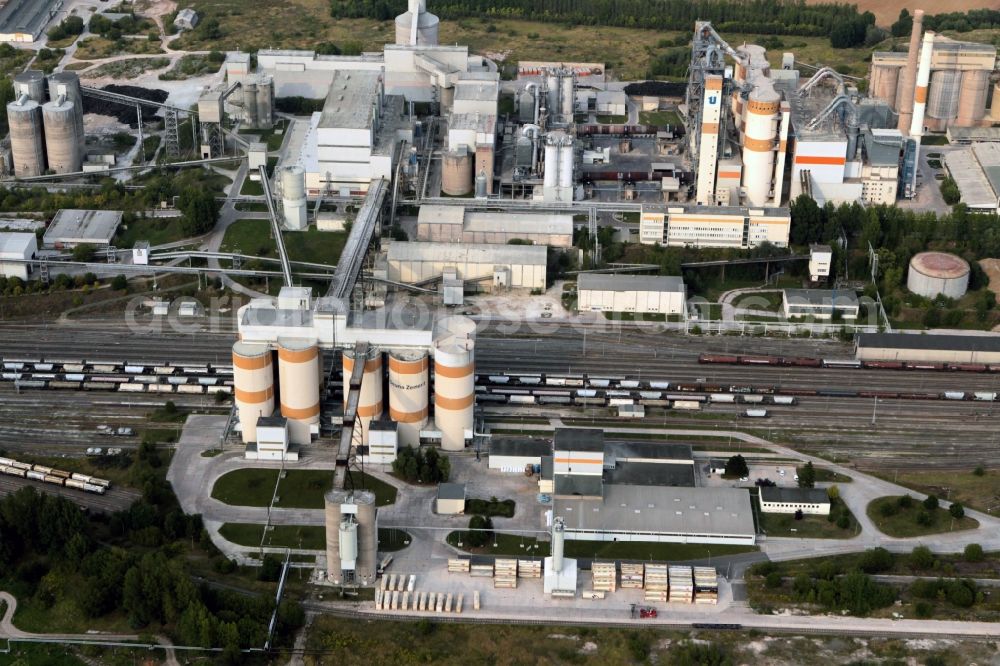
[{"x1": 708, "y1": 95, "x2": 717, "y2": 105}]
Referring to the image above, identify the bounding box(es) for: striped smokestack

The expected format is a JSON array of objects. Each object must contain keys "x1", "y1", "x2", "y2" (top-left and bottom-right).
[
  {"x1": 909, "y1": 30, "x2": 935, "y2": 194},
  {"x1": 897, "y1": 9, "x2": 924, "y2": 132}
]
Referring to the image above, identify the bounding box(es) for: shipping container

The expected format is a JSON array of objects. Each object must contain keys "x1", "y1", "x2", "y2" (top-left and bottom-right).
[
  {"x1": 176, "y1": 385, "x2": 205, "y2": 394},
  {"x1": 608, "y1": 398, "x2": 634, "y2": 406},
  {"x1": 151, "y1": 384, "x2": 175, "y2": 393},
  {"x1": 117, "y1": 383, "x2": 145, "y2": 393}
]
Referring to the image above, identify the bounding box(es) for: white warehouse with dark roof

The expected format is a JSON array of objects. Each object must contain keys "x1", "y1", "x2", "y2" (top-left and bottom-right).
[
  {"x1": 416, "y1": 205, "x2": 573, "y2": 247},
  {"x1": 577, "y1": 274, "x2": 686, "y2": 316}
]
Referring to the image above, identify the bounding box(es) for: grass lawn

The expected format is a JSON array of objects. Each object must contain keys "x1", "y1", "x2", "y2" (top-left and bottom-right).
[
  {"x1": 596, "y1": 114, "x2": 627, "y2": 124},
  {"x1": 221, "y1": 219, "x2": 346, "y2": 266},
  {"x1": 757, "y1": 497, "x2": 858, "y2": 539},
  {"x1": 733, "y1": 291, "x2": 783, "y2": 312},
  {"x1": 379, "y1": 528, "x2": 411, "y2": 552},
  {"x1": 73, "y1": 36, "x2": 164, "y2": 59},
  {"x1": 241, "y1": 178, "x2": 264, "y2": 196},
  {"x1": 639, "y1": 110, "x2": 682, "y2": 127},
  {"x1": 874, "y1": 469, "x2": 1000, "y2": 516},
  {"x1": 211, "y1": 468, "x2": 396, "y2": 508},
  {"x1": 867, "y1": 496, "x2": 979, "y2": 538},
  {"x1": 802, "y1": 466, "x2": 852, "y2": 483},
  {"x1": 219, "y1": 523, "x2": 326, "y2": 550},
  {"x1": 114, "y1": 216, "x2": 186, "y2": 249}
]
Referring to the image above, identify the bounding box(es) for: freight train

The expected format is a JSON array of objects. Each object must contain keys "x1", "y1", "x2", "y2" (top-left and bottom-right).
[
  {"x1": 0, "y1": 356, "x2": 235, "y2": 394},
  {"x1": 698, "y1": 353, "x2": 1000, "y2": 373},
  {"x1": 0, "y1": 456, "x2": 110, "y2": 495}
]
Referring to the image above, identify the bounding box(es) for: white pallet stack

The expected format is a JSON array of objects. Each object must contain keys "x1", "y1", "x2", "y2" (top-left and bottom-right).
[
  {"x1": 470, "y1": 563, "x2": 495, "y2": 578},
  {"x1": 517, "y1": 559, "x2": 542, "y2": 578},
  {"x1": 448, "y1": 558, "x2": 471, "y2": 573},
  {"x1": 621, "y1": 563, "x2": 644, "y2": 589},
  {"x1": 494, "y1": 559, "x2": 518, "y2": 588},
  {"x1": 668, "y1": 565, "x2": 694, "y2": 604},
  {"x1": 592, "y1": 561, "x2": 617, "y2": 592},
  {"x1": 694, "y1": 566, "x2": 719, "y2": 605},
  {"x1": 474, "y1": 590, "x2": 481, "y2": 610}
]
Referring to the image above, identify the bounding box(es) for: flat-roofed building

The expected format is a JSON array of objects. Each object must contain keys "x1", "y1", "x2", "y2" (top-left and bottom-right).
[
  {"x1": 782, "y1": 288, "x2": 859, "y2": 320},
  {"x1": 0, "y1": 232, "x2": 36, "y2": 280},
  {"x1": 577, "y1": 274, "x2": 685, "y2": 316},
  {"x1": 944, "y1": 143, "x2": 1000, "y2": 213},
  {"x1": 639, "y1": 205, "x2": 790, "y2": 249},
  {"x1": 386, "y1": 241, "x2": 547, "y2": 291},
  {"x1": 488, "y1": 437, "x2": 550, "y2": 472},
  {"x1": 856, "y1": 332, "x2": 1000, "y2": 364},
  {"x1": 555, "y1": 485, "x2": 756, "y2": 546},
  {"x1": 436, "y1": 482, "x2": 466, "y2": 514},
  {"x1": 416, "y1": 205, "x2": 572, "y2": 247},
  {"x1": 43, "y1": 210, "x2": 123, "y2": 249},
  {"x1": 860, "y1": 129, "x2": 903, "y2": 205},
  {"x1": 759, "y1": 486, "x2": 830, "y2": 515},
  {"x1": 0, "y1": 0, "x2": 61, "y2": 42}
]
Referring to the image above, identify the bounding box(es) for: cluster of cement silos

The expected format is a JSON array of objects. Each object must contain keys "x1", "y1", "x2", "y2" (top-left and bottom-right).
[
  {"x1": 232, "y1": 338, "x2": 321, "y2": 445},
  {"x1": 325, "y1": 489, "x2": 378, "y2": 585},
  {"x1": 344, "y1": 316, "x2": 476, "y2": 452},
  {"x1": 543, "y1": 130, "x2": 575, "y2": 201},
  {"x1": 235, "y1": 74, "x2": 274, "y2": 130},
  {"x1": 8, "y1": 70, "x2": 85, "y2": 177}
]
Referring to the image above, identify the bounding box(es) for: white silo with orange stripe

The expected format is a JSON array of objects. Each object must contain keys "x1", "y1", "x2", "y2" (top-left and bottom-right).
[
  {"x1": 388, "y1": 350, "x2": 429, "y2": 447},
  {"x1": 343, "y1": 347, "x2": 383, "y2": 443},
  {"x1": 741, "y1": 85, "x2": 781, "y2": 206},
  {"x1": 232, "y1": 341, "x2": 275, "y2": 444},
  {"x1": 277, "y1": 337, "x2": 320, "y2": 445},
  {"x1": 433, "y1": 316, "x2": 476, "y2": 452}
]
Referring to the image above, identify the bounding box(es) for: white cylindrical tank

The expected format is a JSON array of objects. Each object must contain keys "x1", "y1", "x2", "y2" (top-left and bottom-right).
[
  {"x1": 956, "y1": 69, "x2": 989, "y2": 126},
  {"x1": 232, "y1": 342, "x2": 275, "y2": 443},
  {"x1": 394, "y1": 0, "x2": 439, "y2": 46},
  {"x1": 560, "y1": 72, "x2": 574, "y2": 119},
  {"x1": 475, "y1": 171, "x2": 488, "y2": 198},
  {"x1": 339, "y1": 518, "x2": 359, "y2": 569},
  {"x1": 552, "y1": 517, "x2": 565, "y2": 573},
  {"x1": 543, "y1": 137, "x2": 559, "y2": 188},
  {"x1": 388, "y1": 350, "x2": 429, "y2": 447},
  {"x1": 42, "y1": 99, "x2": 82, "y2": 174},
  {"x1": 242, "y1": 81, "x2": 259, "y2": 128},
  {"x1": 907, "y1": 251, "x2": 970, "y2": 299},
  {"x1": 546, "y1": 73, "x2": 560, "y2": 117},
  {"x1": 47, "y1": 72, "x2": 84, "y2": 155},
  {"x1": 343, "y1": 348, "x2": 383, "y2": 443},
  {"x1": 741, "y1": 89, "x2": 780, "y2": 206},
  {"x1": 926, "y1": 68, "x2": 961, "y2": 122},
  {"x1": 8, "y1": 98, "x2": 46, "y2": 177},
  {"x1": 256, "y1": 76, "x2": 274, "y2": 129},
  {"x1": 277, "y1": 337, "x2": 320, "y2": 445},
  {"x1": 558, "y1": 136, "x2": 574, "y2": 189},
  {"x1": 13, "y1": 70, "x2": 45, "y2": 103},
  {"x1": 441, "y1": 149, "x2": 472, "y2": 196},
  {"x1": 433, "y1": 316, "x2": 476, "y2": 452},
  {"x1": 870, "y1": 64, "x2": 900, "y2": 109},
  {"x1": 281, "y1": 166, "x2": 308, "y2": 231}
]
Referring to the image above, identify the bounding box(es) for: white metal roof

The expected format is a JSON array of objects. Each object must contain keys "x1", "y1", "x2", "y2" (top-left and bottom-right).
[
  {"x1": 319, "y1": 70, "x2": 382, "y2": 130},
  {"x1": 578, "y1": 273, "x2": 685, "y2": 293},
  {"x1": 0, "y1": 232, "x2": 35, "y2": 259},
  {"x1": 43, "y1": 209, "x2": 122, "y2": 245},
  {"x1": 417, "y1": 205, "x2": 465, "y2": 225},
  {"x1": 945, "y1": 149, "x2": 1000, "y2": 210},
  {"x1": 454, "y1": 82, "x2": 498, "y2": 102},
  {"x1": 387, "y1": 241, "x2": 547, "y2": 265}
]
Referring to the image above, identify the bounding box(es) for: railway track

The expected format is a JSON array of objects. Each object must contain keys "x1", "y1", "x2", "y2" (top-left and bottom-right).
[{"x1": 0, "y1": 475, "x2": 139, "y2": 513}]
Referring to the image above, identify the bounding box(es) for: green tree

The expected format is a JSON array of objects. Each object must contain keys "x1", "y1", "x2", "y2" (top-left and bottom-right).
[
  {"x1": 949, "y1": 502, "x2": 965, "y2": 519},
  {"x1": 923, "y1": 494, "x2": 939, "y2": 510},
  {"x1": 466, "y1": 514, "x2": 490, "y2": 547},
  {"x1": 72, "y1": 243, "x2": 96, "y2": 262},
  {"x1": 723, "y1": 454, "x2": 749, "y2": 478},
  {"x1": 909, "y1": 545, "x2": 935, "y2": 570},
  {"x1": 177, "y1": 186, "x2": 220, "y2": 235},
  {"x1": 111, "y1": 274, "x2": 128, "y2": 291},
  {"x1": 858, "y1": 547, "x2": 894, "y2": 573},
  {"x1": 964, "y1": 543, "x2": 984, "y2": 562},
  {"x1": 940, "y1": 177, "x2": 961, "y2": 205},
  {"x1": 797, "y1": 461, "x2": 816, "y2": 488},
  {"x1": 827, "y1": 484, "x2": 840, "y2": 501}
]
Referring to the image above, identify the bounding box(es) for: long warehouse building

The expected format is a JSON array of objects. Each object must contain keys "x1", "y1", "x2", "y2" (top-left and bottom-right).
[
  {"x1": 577, "y1": 274, "x2": 686, "y2": 316},
  {"x1": 856, "y1": 332, "x2": 1000, "y2": 364},
  {"x1": 386, "y1": 241, "x2": 547, "y2": 290}
]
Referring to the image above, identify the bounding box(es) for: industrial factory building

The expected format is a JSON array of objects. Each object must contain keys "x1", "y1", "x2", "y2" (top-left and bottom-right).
[
  {"x1": 759, "y1": 486, "x2": 831, "y2": 516},
  {"x1": 781, "y1": 289, "x2": 860, "y2": 320},
  {"x1": 488, "y1": 437, "x2": 551, "y2": 472},
  {"x1": 0, "y1": 0, "x2": 62, "y2": 42},
  {"x1": 42, "y1": 209, "x2": 123, "y2": 249},
  {"x1": 944, "y1": 143, "x2": 1000, "y2": 214},
  {"x1": 416, "y1": 205, "x2": 572, "y2": 247},
  {"x1": 638, "y1": 205, "x2": 791, "y2": 249},
  {"x1": 576, "y1": 274, "x2": 686, "y2": 316},
  {"x1": 870, "y1": 29, "x2": 997, "y2": 132},
  {"x1": 856, "y1": 332, "x2": 1000, "y2": 364},
  {"x1": 386, "y1": 241, "x2": 547, "y2": 291},
  {"x1": 906, "y1": 252, "x2": 970, "y2": 299},
  {"x1": 0, "y1": 232, "x2": 36, "y2": 280}
]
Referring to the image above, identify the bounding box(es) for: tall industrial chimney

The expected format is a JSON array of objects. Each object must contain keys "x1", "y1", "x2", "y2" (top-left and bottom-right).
[
  {"x1": 897, "y1": 9, "x2": 924, "y2": 132},
  {"x1": 909, "y1": 30, "x2": 935, "y2": 194}
]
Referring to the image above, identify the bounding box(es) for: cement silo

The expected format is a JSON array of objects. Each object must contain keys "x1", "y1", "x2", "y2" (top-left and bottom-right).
[
  {"x1": 343, "y1": 347, "x2": 383, "y2": 443},
  {"x1": 277, "y1": 337, "x2": 320, "y2": 445},
  {"x1": 388, "y1": 350, "x2": 429, "y2": 447},
  {"x1": 907, "y1": 251, "x2": 969, "y2": 299},
  {"x1": 869, "y1": 63, "x2": 900, "y2": 108},
  {"x1": 441, "y1": 148, "x2": 472, "y2": 196},
  {"x1": 433, "y1": 315, "x2": 475, "y2": 452},
  {"x1": 560, "y1": 72, "x2": 575, "y2": 121},
  {"x1": 241, "y1": 80, "x2": 259, "y2": 128},
  {"x1": 233, "y1": 342, "x2": 275, "y2": 443},
  {"x1": 47, "y1": 72, "x2": 85, "y2": 155},
  {"x1": 255, "y1": 75, "x2": 274, "y2": 129},
  {"x1": 956, "y1": 69, "x2": 989, "y2": 126},
  {"x1": 741, "y1": 89, "x2": 780, "y2": 206},
  {"x1": 558, "y1": 134, "x2": 574, "y2": 190},
  {"x1": 394, "y1": 0, "x2": 439, "y2": 46},
  {"x1": 281, "y1": 166, "x2": 308, "y2": 231},
  {"x1": 926, "y1": 69, "x2": 961, "y2": 125},
  {"x1": 13, "y1": 70, "x2": 46, "y2": 103},
  {"x1": 42, "y1": 99, "x2": 82, "y2": 174},
  {"x1": 325, "y1": 489, "x2": 378, "y2": 585},
  {"x1": 543, "y1": 136, "x2": 559, "y2": 189},
  {"x1": 8, "y1": 97, "x2": 46, "y2": 177}
]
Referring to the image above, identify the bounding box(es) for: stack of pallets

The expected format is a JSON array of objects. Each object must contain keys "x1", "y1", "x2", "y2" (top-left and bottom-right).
[
  {"x1": 621, "y1": 563, "x2": 644, "y2": 589},
  {"x1": 591, "y1": 561, "x2": 617, "y2": 592},
  {"x1": 644, "y1": 564, "x2": 669, "y2": 602},
  {"x1": 694, "y1": 567, "x2": 718, "y2": 604},
  {"x1": 470, "y1": 563, "x2": 495, "y2": 578},
  {"x1": 517, "y1": 559, "x2": 541, "y2": 578},
  {"x1": 669, "y1": 566, "x2": 694, "y2": 604},
  {"x1": 448, "y1": 558, "x2": 471, "y2": 574},
  {"x1": 494, "y1": 559, "x2": 518, "y2": 588}
]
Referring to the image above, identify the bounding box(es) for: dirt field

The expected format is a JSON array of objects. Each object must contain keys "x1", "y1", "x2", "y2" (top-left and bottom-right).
[{"x1": 809, "y1": 0, "x2": 1000, "y2": 26}]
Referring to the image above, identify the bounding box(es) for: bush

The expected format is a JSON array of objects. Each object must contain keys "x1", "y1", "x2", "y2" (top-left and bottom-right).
[
  {"x1": 897, "y1": 494, "x2": 914, "y2": 509},
  {"x1": 764, "y1": 571, "x2": 783, "y2": 588},
  {"x1": 916, "y1": 510, "x2": 933, "y2": 526},
  {"x1": 836, "y1": 514, "x2": 850, "y2": 530},
  {"x1": 914, "y1": 600, "x2": 933, "y2": 618},
  {"x1": 923, "y1": 494, "x2": 939, "y2": 510},
  {"x1": 963, "y1": 543, "x2": 984, "y2": 563},
  {"x1": 948, "y1": 502, "x2": 965, "y2": 519},
  {"x1": 973, "y1": 465, "x2": 986, "y2": 477},
  {"x1": 940, "y1": 177, "x2": 961, "y2": 205},
  {"x1": 111, "y1": 274, "x2": 128, "y2": 291},
  {"x1": 879, "y1": 501, "x2": 899, "y2": 517},
  {"x1": 909, "y1": 545, "x2": 935, "y2": 570},
  {"x1": 858, "y1": 547, "x2": 894, "y2": 574}
]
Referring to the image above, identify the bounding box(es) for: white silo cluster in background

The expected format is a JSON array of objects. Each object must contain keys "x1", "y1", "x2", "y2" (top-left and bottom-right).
[{"x1": 8, "y1": 70, "x2": 85, "y2": 177}]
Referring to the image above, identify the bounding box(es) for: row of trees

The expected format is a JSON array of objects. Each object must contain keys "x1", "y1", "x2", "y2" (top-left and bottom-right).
[
  {"x1": 391, "y1": 445, "x2": 451, "y2": 483},
  {"x1": 331, "y1": 0, "x2": 866, "y2": 37}
]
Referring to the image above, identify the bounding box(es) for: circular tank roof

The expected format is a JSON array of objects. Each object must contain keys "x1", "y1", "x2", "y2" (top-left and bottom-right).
[
  {"x1": 232, "y1": 341, "x2": 271, "y2": 358},
  {"x1": 277, "y1": 336, "x2": 315, "y2": 351},
  {"x1": 909, "y1": 251, "x2": 970, "y2": 279},
  {"x1": 389, "y1": 349, "x2": 427, "y2": 361}
]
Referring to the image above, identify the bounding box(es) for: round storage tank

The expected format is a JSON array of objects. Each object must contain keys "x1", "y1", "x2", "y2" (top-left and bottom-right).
[
  {"x1": 232, "y1": 342, "x2": 275, "y2": 444},
  {"x1": 354, "y1": 490, "x2": 379, "y2": 585},
  {"x1": 281, "y1": 166, "x2": 307, "y2": 230},
  {"x1": 256, "y1": 76, "x2": 273, "y2": 129},
  {"x1": 8, "y1": 99, "x2": 46, "y2": 177},
  {"x1": 956, "y1": 69, "x2": 989, "y2": 126},
  {"x1": 324, "y1": 490, "x2": 342, "y2": 583},
  {"x1": 388, "y1": 350, "x2": 429, "y2": 447},
  {"x1": 907, "y1": 251, "x2": 970, "y2": 299},
  {"x1": 339, "y1": 519, "x2": 358, "y2": 567},
  {"x1": 242, "y1": 81, "x2": 259, "y2": 128},
  {"x1": 42, "y1": 99, "x2": 82, "y2": 174},
  {"x1": 871, "y1": 64, "x2": 900, "y2": 108},
  {"x1": 441, "y1": 149, "x2": 472, "y2": 196},
  {"x1": 394, "y1": 0, "x2": 439, "y2": 46},
  {"x1": 47, "y1": 72, "x2": 84, "y2": 154},
  {"x1": 926, "y1": 69, "x2": 962, "y2": 121},
  {"x1": 277, "y1": 337, "x2": 320, "y2": 445},
  {"x1": 14, "y1": 70, "x2": 46, "y2": 103},
  {"x1": 433, "y1": 316, "x2": 476, "y2": 452},
  {"x1": 343, "y1": 348, "x2": 383, "y2": 443}
]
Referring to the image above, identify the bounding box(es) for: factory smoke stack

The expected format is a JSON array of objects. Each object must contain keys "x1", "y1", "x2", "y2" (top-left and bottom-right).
[
  {"x1": 909, "y1": 30, "x2": 935, "y2": 194},
  {"x1": 897, "y1": 9, "x2": 924, "y2": 133}
]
